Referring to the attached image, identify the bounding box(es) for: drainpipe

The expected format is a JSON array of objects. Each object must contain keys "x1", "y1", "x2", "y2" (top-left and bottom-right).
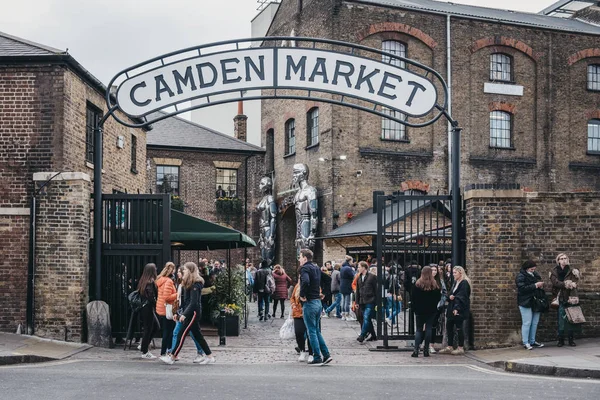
[{"x1": 447, "y1": 14, "x2": 453, "y2": 192}]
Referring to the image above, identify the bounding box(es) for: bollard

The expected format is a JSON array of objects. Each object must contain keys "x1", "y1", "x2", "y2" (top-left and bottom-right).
[{"x1": 219, "y1": 308, "x2": 226, "y2": 346}]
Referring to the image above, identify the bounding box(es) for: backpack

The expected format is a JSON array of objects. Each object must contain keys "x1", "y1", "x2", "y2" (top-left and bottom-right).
[
  {"x1": 128, "y1": 290, "x2": 144, "y2": 313},
  {"x1": 265, "y1": 272, "x2": 276, "y2": 295}
]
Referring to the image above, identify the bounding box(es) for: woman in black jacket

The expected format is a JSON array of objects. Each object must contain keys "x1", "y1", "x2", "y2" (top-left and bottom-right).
[
  {"x1": 138, "y1": 263, "x2": 158, "y2": 359},
  {"x1": 516, "y1": 260, "x2": 545, "y2": 350},
  {"x1": 411, "y1": 266, "x2": 441, "y2": 357},
  {"x1": 439, "y1": 266, "x2": 471, "y2": 355},
  {"x1": 160, "y1": 262, "x2": 215, "y2": 365}
]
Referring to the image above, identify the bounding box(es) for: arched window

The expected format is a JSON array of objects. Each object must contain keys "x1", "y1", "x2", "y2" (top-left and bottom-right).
[
  {"x1": 381, "y1": 41, "x2": 407, "y2": 140},
  {"x1": 588, "y1": 65, "x2": 600, "y2": 91},
  {"x1": 382, "y1": 40, "x2": 406, "y2": 68},
  {"x1": 285, "y1": 119, "x2": 296, "y2": 155},
  {"x1": 490, "y1": 53, "x2": 512, "y2": 82},
  {"x1": 307, "y1": 107, "x2": 319, "y2": 147},
  {"x1": 490, "y1": 111, "x2": 512, "y2": 148},
  {"x1": 589, "y1": 119, "x2": 600, "y2": 153}
]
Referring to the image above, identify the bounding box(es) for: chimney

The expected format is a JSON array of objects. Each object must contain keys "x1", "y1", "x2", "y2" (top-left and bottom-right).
[
  {"x1": 372, "y1": 191, "x2": 384, "y2": 213},
  {"x1": 233, "y1": 100, "x2": 248, "y2": 142}
]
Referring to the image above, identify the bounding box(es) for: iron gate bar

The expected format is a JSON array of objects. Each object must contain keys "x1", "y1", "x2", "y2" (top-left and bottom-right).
[{"x1": 104, "y1": 36, "x2": 449, "y2": 129}]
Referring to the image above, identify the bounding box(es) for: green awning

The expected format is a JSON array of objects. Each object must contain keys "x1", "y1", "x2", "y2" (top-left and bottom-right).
[{"x1": 170, "y1": 209, "x2": 256, "y2": 250}]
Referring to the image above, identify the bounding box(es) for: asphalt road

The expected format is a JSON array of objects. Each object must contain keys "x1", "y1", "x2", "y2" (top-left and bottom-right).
[{"x1": 1, "y1": 360, "x2": 599, "y2": 400}]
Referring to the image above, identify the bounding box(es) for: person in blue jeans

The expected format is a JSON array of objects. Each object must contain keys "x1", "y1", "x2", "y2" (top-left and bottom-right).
[
  {"x1": 299, "y1": 248, "x2": 333, "y2": 366},
  {"x1": 339, "y1": 256, "x2": 356, "y2": 321},
  {"x1": 516, "y1": 260, "x2": 545, "y2": 350},
  {"x1": 385, "y1": 266, "x2": 402, "y2": 325},
  {"x1": 325, "y1": 264, "x2": 342, "y2": 317},
  {"x1": 355, "y1": 261, "x2": 377, "y2": 342}
]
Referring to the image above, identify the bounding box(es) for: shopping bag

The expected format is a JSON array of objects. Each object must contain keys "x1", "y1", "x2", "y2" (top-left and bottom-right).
[{"x1": 279, "y1": 313, "x2": 295, "y2": 340}]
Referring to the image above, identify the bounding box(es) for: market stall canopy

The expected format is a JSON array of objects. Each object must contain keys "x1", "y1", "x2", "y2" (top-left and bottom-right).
[{"x1": 170, "y1": 209, "x2": 256, "y2": 250}]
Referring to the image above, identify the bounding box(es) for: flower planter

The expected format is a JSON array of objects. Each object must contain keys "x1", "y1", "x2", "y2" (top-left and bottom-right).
[{"x1": 225, "y1": 315, "x2": 240, "y2": 336}]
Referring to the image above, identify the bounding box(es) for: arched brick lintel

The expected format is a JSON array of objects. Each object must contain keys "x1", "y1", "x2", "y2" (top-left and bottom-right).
[
  {"x1": 471, "y1": 36, "x2": 541, "y2": 61},
  {"x1": 489, "y1": 101, "x2": 517, "y2": 114},
  {"x1": 568, "y1": 48, "x2": 600, "y2": 66},
  {"x1": 355, "y1": 22, "x2": 438, "y2": 49},
  {"x1": 585, "y1": 110, "x2": 600, "y2": 120}
]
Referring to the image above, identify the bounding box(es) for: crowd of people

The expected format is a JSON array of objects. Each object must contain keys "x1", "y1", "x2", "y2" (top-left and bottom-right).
[{"x1": 130, "y1": 250, "x2": 582, "y2": 366}]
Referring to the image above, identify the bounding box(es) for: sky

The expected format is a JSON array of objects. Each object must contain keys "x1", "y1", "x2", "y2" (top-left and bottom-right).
[{"x1": 1, "y1": 0, "x2": 559, "y2": 144}]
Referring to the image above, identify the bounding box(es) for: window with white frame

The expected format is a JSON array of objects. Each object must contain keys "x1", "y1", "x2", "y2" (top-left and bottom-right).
[
  {"x1": 490, "y1": 53, "x2": 512, "y2": 82},
  {"x1": 285, "y1": 119, "x2": 296, "y2": 155},
  {"x1": 307, "y1": 108, "x2": 319, "y2": 147},
  {"x1": 381, "y1": 41, "x2": 407, "y2": 140},
  {"x1": 156, "y1": 165, "x2": 180, "y2": 195},
  {"x1": 490, "y1": 111, "x2": 512, "y2": 148},
  {"x1": 216, "y1": 168, "x2": 238, "y2": 197},
  {"x1": 587, "y1": 65, "x2": 600, "y2": 91},
  {"x1": 588, "y1": 119, "x2": 600, "y2": 153}
]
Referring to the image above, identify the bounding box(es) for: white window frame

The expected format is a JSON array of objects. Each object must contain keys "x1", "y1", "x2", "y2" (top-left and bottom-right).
[
  {"x1": 490, "y1": 53, "x2": 512, "y2": 82},
  {"x1": 489, "y1": 111, "x2": 513, "y2": 149}
]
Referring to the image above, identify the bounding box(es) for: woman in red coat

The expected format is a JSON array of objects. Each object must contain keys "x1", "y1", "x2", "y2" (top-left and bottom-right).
[{"x1": 272, "y1": 264, "x2": 292, "y2": 318}]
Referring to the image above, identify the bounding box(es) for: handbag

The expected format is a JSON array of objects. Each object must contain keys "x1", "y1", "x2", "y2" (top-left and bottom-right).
[
  {"x1": 279, "y1": 312, "x2": 295, "y2": 340},
  {"x1": 165, "y1": 304, "x2": 174, "y2": 320},
  {"x1": 532, "y1": 290, "x2": 549, "y2": 313},
  {"x1": 565, "y1": 306, "x2": 586, "y2": 324},
  {"x1": 550, "y1": 290, "x2": 561, "y2": 310}
]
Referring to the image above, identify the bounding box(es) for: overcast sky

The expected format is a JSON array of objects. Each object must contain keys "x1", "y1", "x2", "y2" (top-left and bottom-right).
[{"x1": 1, "y1": 0, "x2": 558, "y2": 144}]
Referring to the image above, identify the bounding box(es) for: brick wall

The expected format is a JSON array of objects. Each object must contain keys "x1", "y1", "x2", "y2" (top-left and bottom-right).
[
  {"x1": 465, "y1": 189, "x2": 600, "y2": 347},
  {"x1": 0, "y1": 211, "x2": 29, "y2": 332},
  {"x1": 33, "y1": 173, "x2": 91, "y2": 342}
]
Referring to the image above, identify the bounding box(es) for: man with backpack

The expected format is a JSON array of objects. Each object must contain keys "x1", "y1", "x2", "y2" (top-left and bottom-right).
[{"x1": 254, "y1": 260, "x2": 275, "y2": 321}]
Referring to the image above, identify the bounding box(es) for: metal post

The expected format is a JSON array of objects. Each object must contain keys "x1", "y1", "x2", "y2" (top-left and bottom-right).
[
  {"x1": 219, "y1": 308, "x2": 226, "y2": 345},
  {"x1": 451, "y1": 125, "x2": 462, "y2": 267},
  {"x1": 94, "y1": 125, "x2": 103, "y2": 301}
]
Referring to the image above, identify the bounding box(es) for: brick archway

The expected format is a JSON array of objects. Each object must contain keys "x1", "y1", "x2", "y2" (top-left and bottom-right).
[
  {"x1": 471, "y1": 36, "x2": 540, "y2": 61},
  {"x1": 400, "y1": 180, "x2": 430, "y2": 193},
  {"x1": 568, "y1": 48, "x2": 600, "y2": 66},
  {"x1": 489, "y1": 101, "x2": 516, "y2": 114},
  {"x1": 355, "y1": 22, "x2": 437, "y2": 49}
]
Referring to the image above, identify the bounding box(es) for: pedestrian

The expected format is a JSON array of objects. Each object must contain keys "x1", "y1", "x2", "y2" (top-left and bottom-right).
[
  {"x1": 290, "y1": 280, "x2": 313, "y2": 362},
  {"x1": 550, "y1": 253, "x2": 581, "y2": 347},
  {"x1": 299, "y1": 248, "x2": 333, "y2": 365},
  {"x1": 340, "y1": 255, "x2": 355, "y2": 321},
  {"x1": 254, "y1": 260, "x2": 275, "y2": 321},
  {"x1": 385, "y1": 266, "x2": 402, "y2": 326},
  {"x1": 325, "y1": 263, "x2": 342, "y2": 318},
  {"x1": 160, "y1": 262, "x2": 215, "y2": 365},
  {"x1": 320, "y1": 266, "x2": 332, "y2": 315},
  {"x1": 168, "y1": 266, "x2": 206, "y2": 362},
  {"x1": 138, "y1": 263, "x2": 159, "y2": 359},
  {"x1": 355, "y1": 261, "x2": 378, "y2": 343},
  {"x1": 439, "y1": 266, "x2": 471, "y2": 355},
  {"x1": 272, "y1": 264, "x2": 292, "y2": 318},
  {"x1": 516, "y1": 260, "x2": 545, "y2": 350},
  {"x1": 430, "y1": 264, "x2": 447, "y2": 353},
  {"x1": 411, "y1": 266, "x2": 441, "y2": 357},
  {"x1": 155, "y1": 261, "x2": 177, "y2": 357},
  {"x1": 325, "y1": 260, "x2": 333, "y2": 272}
]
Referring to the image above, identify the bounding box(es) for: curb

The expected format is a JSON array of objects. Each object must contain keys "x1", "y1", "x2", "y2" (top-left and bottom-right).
[
  {"x1": 0, "y1": 355, "x2": 56, "y2": 366},
  {"x1": 498, "y1": 361, "x2": 600, "y2": 379}
]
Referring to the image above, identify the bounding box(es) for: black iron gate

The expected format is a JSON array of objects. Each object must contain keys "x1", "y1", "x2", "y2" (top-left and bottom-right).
[
  {"x1": 90, "y1": 194, "x2": 171, "y2": 338},
  {"x1": 374, "y1": 193, "x2": 465, "y2": 349}
]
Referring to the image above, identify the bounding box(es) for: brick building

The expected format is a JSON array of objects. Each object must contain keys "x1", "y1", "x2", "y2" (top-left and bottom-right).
[
  {"x1": 0, "y1": 32, "x2": 147, "y2": 340},
  {"x1": 146, "y1": 110, "x2": 265, "y2": 264},
  {"x1": 260, "y1": 0, "x2": 600, "y2": 267}
]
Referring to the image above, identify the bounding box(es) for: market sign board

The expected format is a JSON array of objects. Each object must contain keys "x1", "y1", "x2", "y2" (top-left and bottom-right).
[{"x1": 107, "y1": 37, "x2": 448, "y2": 128}]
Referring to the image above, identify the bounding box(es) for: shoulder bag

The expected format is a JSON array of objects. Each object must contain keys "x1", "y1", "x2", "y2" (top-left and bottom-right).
[
  {"x1": 565, "y1": 306, "x2": 586, "y2": 324},
  {"x1": 532, "y1": 289, "x2": 549, "y2": 313},
  {"x1": 550, "y1": 290, "x2": 561, "y2": 310}
]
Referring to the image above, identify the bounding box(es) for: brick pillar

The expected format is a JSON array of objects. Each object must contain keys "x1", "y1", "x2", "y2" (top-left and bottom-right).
[
  {"x1": 33, "y1": 172, "x2": 91, "y2": 342},
  {"x1": 234, "y1": 114, "x2": 248, "y2": 142}
]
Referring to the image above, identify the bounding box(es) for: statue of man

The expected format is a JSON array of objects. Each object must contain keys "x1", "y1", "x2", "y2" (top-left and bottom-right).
[
  {"x1": 292, "y1": 163, "x2": 318, "y2": 255},
  {"x1": 257, "y1": 176, "x2": 277, "y2": 265}
]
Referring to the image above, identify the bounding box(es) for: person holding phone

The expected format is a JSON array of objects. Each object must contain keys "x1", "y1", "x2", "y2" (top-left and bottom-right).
[{"x1": 439, "y1": 266, "x2": 471, "y2": 355}]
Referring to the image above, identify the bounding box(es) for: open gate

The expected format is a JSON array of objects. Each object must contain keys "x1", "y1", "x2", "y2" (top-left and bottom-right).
[
  {"x1": 374, "y1": 193, "x2": 465, "y2": 349},
  {"x1": 90, "y1": 193, "x2": 171, "y2": 338}
]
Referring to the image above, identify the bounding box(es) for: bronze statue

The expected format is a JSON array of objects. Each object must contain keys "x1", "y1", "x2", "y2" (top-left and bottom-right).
[
  {"x1": 257, "y1": 176, "x2": 277, "y2": 264},
  {"x1": 292, "y1": 163, "x2": 318, "y2": 255}
]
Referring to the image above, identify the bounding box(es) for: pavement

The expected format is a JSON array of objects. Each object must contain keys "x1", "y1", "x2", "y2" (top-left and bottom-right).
[{"x1": 2, "y1": 300, "x2": 599, "y2": 379}]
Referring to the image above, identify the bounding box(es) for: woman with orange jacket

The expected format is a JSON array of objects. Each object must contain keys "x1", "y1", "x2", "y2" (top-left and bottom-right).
[
  {"x1": 156, "y1": 262, "x2": 177, "y2": 357},
  {"x1": 290, "y1": 281, "x2": 313, "y2": 362}
]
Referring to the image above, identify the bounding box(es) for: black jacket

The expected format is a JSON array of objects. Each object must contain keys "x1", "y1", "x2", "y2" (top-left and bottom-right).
[
  {"x1": 253, "y1": 267, "x2": 270, "y2": 293},
  {"x1": 356, "y1": 272, "x2": 377, "y2": 305},
  {"x1": 141, "y1": 282, "x2": 158, "y2": 308},
  {"x1": 300, "y1": 262, "x2": 321, "y2": 300},
  {"x1": 516, "y1": 268, "x2": 542, "y2": 308},
  {"x1": 404, "y1": 266, "x2": 421, "y2": 291},
  {"x1": 447, "y1": 280, "x2": 471, "y2": 319},
  {"x1": 411, "y1": 285, "x2": 442, "y2": 316},
  {"x1": 181, "y1": 281, "x2": 203, "y2": 319},
  {"x1": 320, "y1": 272, "x2": 332, "y2": 297},
  {"x1": 340, "y1": 263, "x2": 355, "y2": 295}
]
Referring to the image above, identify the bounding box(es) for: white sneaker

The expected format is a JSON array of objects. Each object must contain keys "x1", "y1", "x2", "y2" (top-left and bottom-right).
[
  {"x1": 341, "y1": 316, "x2": 347, "y2": 321},
  {"x1": 307, "y1": 355, "x2": 314, "y2": 363},
  {"x1": 141, "y1": 352, "x2": 156, "y2": 360},
  {"x1": 159, "y1": 355, "x2": 174, "y2": 364},
  {"x1": 199, "y1": 356, "x2": 216, "y2": 365},
  {"x1": 193, "y1": 355, "x2": 206, "y2": 364},
  {"x1": 137, "y1": 344, "x2": 141, "y2": 351},
  {"x1": 429, "y1": 346, "x2": 436, "y2": 354},
  {"x1": 523, "y1": 343, "x2": 533, "y2": 350},
  {"x1": 346, "y1": 317, "x2": 357, "y2": 321},
  {"x1": 298, "y1": 351, "x2": 307, "y2": 362}
]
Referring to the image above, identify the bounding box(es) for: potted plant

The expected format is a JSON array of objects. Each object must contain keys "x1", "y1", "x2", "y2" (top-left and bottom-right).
[
  {"x1": 209, "y1": 265, "x2": 246, "y2": 336},
  {"x1": 221, "y1": 303, "x2": 242, "y2": 336}
]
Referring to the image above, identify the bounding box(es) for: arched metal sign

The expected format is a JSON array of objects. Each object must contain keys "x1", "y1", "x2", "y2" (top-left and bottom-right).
[{"x1": 106, "y1": 37, "x2": 449, "y2": 128}]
